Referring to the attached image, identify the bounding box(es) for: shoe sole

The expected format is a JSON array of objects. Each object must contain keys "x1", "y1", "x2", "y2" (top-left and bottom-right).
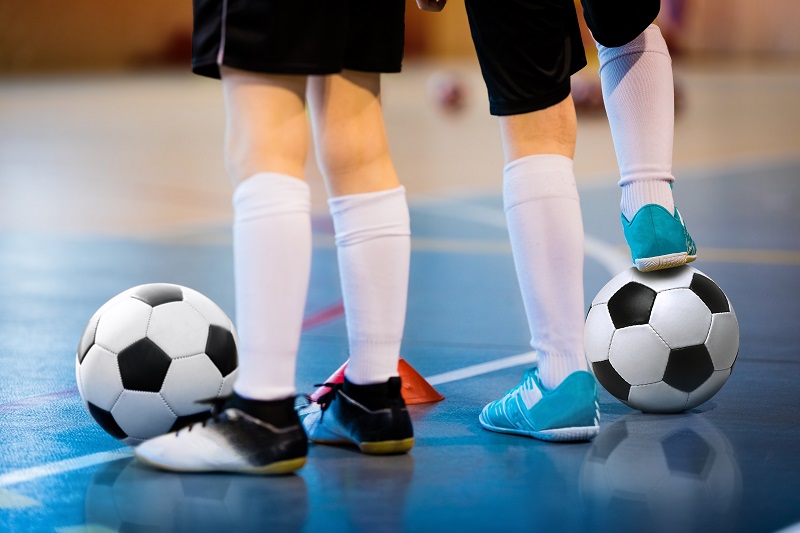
[
  {"x1": 136, "y1": 453, "x2": 307, "y2": 475},
  {"x1": 309, "y1": 436, "x2": 415, "y2": 455},
  {"x1": 478, "y1": 413, "x2": 599, "y2": 442},
  {"x1": 635, "y1": 251, "x2": 697, "y2": 273}
]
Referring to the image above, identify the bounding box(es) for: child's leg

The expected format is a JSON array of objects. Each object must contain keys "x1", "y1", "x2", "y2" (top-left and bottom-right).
[
  {"x1": 134, "y1": 68, "x2": 311, "y2": 473},
  {"x1": 308, "y1": 71, "x2": 409, "y2": 386},
  {"x1": 478, "y1": 96, "x2": 600, "y2": 442},
  {"x1": 222, "y1": 68, "x2": 312, "y2": 402},
  {"x1": 597, "y1": 25, "x2": 675, "y2": 219},
  {"x1": 302, "y1": 71, "x2": 413, "y2": 454},
  {"x1": 596, "y1": 25, "x2": 696, "y2": 271}
]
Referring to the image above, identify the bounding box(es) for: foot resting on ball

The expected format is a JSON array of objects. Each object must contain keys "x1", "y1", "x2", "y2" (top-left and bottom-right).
[
  {"x1": 479, "y1": 367, "x2": 600, "y2": 442},
  {"x1": 302, "y1": 376, "x2": 414, "y2": 454},
  {"x1": 134, "y1": 394, "x2": 307, "y2": 474},
  {"x1": 621, "y1": 204, "x2": 697, "y2": 272}
]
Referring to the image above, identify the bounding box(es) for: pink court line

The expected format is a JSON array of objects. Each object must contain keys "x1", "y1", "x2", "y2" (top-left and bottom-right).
[
  {"x1": 0, "y1": 300, "x2": 346, "y2": 414},
  {"x1": 302, "y1": 300, "x2": 345, "y2": 330}
]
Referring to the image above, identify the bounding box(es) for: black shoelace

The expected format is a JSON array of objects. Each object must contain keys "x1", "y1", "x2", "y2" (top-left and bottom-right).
[
  {"x1": 175, "y1": 395, "x2": 230, "y2": 436},
  {"x1": 312, "y1": 382, "x2": 343, "y2": 412}
]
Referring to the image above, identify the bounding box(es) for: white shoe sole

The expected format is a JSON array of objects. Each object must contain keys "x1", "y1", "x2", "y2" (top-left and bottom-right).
[
  {"x1": 635, "y1": 251, "x2": 697, "y2": 273},
  {"x1": 135, "y1": 451, "x2": 306, "y2": 475},
  {"x1": 478, "y1": 412, "x2": 600, "y2": 442}
]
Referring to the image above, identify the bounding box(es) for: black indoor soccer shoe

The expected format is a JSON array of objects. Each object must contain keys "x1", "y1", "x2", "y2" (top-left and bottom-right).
[
  {"x1": 135, "y1": 395, "x2": 307, "y2": 474},
  {"x1": 302, "y1": 377, "x2": 414, "y2": 454}
]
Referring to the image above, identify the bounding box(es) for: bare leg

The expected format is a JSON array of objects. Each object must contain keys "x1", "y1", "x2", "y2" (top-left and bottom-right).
[
  {"x1": 307, "y1": 71, "x2": 410, "y2": 385},
  {"x1": 222, "y1": 67, "x2": 311, "y2": 400}
]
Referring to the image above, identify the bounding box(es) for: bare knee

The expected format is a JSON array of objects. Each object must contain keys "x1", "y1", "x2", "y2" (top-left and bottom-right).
[
  {"x1": 499, "y1": 95, "x2": 578, "y2": 164},
  {"x1": 308, "y1": 72, "x2": 399, "y2": 196},
  {"x1": 221, "y1": 68, "x2": 309, "y2": 185}
]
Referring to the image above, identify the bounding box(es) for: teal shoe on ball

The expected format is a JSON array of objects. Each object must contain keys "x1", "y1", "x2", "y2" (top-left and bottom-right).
[
  {"x1": 479, "y1": 368, "x2": 600, "y2": 442},
  {"x1": 622, "y1": 204, "x2": 697, "y2": 272}
]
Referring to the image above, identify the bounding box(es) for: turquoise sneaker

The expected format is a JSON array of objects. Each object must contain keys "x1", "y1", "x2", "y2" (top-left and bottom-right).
[
  {"x1": 479, "y1": 368, "x2": 600, "y2": 442},
  {"x1": 621, "y1": 204, "x2": 697, "y2": 272}
]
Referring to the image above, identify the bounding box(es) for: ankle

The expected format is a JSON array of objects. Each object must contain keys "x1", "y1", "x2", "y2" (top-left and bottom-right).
[
  {"x1": 227, "y1": 393, "x2": 299, "y2": 428},
  {"x1": 342, "y1": 377, "x2": 402, "y2": 410},
  {"x1": 620, "y1": 180, "x2": 674, "y2": 221}
]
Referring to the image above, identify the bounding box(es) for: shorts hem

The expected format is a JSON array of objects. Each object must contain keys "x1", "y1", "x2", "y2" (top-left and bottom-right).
[
  {"x1": 489, "y1": 84, "x2": 573, "y2": 117},
  {"x1": 343, "y1": 62, "x2": 402, "y2": 74},
  {"x1": 193, "y1": 58, "x2": 401, "y2": 79}
]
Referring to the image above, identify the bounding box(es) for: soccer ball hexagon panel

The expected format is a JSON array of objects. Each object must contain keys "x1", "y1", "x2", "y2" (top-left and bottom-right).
[
  {"x1": 585, "y1": 266, "x2": 738, "y2": 413},
  {"x1": 76, "y1": 283, "x2": 238, "y2": 444}
]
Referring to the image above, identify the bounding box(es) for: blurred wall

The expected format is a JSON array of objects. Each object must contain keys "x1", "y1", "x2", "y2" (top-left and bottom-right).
[
  {"x1": 0, "y1": 0, "x2": 192, "y2": 73},
  {"x1": 1, "y1": 0, "x2": 799, "y2": 74},
  {"x1": 677, "y1": 0, "x2": 800, "y2": 56}
]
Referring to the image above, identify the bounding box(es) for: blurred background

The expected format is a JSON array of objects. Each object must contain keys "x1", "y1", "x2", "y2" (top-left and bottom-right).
[
  {"x1": 3, "y1": 0, "x2": 800, "y2": 73},
  {"x1": 1, "y1": 0, "x2": 799, "y2": 235}
]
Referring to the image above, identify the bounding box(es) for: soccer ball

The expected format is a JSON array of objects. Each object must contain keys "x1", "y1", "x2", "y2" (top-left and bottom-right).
[
  {"x1": 76, "y1": 283, "x2": 238, "y2": 445},
  {"x1": 584, "y1": 266, "x2": 738, "y2": 413}
]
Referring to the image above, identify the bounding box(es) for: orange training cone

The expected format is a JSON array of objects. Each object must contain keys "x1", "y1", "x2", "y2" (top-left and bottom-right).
[
  {"x1": 397, "y1": 358, "x2": 445, "y2": 404},
  {"x1": 307, "y1": 358, "x2": 444, "y2": 405}
]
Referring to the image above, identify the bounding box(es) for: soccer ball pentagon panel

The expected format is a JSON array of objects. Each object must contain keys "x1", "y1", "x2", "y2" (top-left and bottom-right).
[
  {"x1": 584, "y1": 266, "x2": 738, "y2": 413},
  {"x1": 76, "y1": 283, "x2": 238, "y2": 444}
]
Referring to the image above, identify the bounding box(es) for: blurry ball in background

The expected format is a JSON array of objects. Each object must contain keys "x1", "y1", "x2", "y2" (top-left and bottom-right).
[{"x1": 427, "y1": 71, "x2": 467, "y2": 114}]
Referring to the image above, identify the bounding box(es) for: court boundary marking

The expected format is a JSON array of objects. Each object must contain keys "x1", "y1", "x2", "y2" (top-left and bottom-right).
[{"x1": 0, "y1": 351, "x2": 539, "y2": 490}]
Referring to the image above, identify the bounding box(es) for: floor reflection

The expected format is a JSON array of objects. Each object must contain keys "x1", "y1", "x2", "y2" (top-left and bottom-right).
[
  {"x1": 84, "y1": 458, "x2": 308, "y2": 533},
  {"x1": 580, "y1": 414, "x2": 742, "y2": 532}
]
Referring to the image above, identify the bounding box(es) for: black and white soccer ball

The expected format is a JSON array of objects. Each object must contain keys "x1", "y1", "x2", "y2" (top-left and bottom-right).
[
  {"x1": 76, "y1": 283, "x2": 238, "y2": 445},
  {"x1": 584, "y1": 266, "x2": 738, "y2": 413}
]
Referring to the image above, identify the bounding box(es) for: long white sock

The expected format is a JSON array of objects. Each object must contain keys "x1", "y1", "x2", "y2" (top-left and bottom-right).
[
  {"x1": 504, "y1": 154, "x2": 588, "y2": 390},
  {"x1": 597, "y1": 24, "x2": 675, "y2": 220},
  {"x1": 329, "y1": 186, "x2": 410, "y2": 385},
  {"x1": 231, "y1": 172, "x2": 311, "y2": 401}
]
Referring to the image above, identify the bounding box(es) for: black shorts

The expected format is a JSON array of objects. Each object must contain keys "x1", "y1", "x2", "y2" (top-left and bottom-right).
[
  {"x1": 580, "y1": 0, "x2": 660, "y2": 48},
  {"x1": 465, "y1": 0, "x2": 587, "y2": 116},
  {"x1": 192, "y1": 0, "x2": 406, "y2": 79}
]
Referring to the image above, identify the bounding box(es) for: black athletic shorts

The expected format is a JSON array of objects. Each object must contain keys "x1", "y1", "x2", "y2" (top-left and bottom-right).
[
  {"x1": 580, "y1": 0, "x2": 660, "y2": 48},
  {"x1": 192, "y1": 0, "x2": 406, "y2": 79},
  {"x1": 465, "y1": 0, "x2": 587, "y2": 116}
]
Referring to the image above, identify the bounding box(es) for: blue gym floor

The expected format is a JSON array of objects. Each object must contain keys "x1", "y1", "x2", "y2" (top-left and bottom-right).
[{"x1": 2, "y1": 69, "x2": 800, "y2": 532}]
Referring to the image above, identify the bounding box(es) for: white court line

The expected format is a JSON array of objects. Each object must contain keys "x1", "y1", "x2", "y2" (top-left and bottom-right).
[
  {"x1": 0, "y1": 351, "x2": 541, "y2": 488},
  {"x1": 428, "y1": 200, "x2": 629, "y2": 276},
  {"x1": 0, "y1": 199, "x2": 621, "y2": 491},
  {"x1": 0, "y1": 449, "x2": 132, "y2": 488},
  {"x1": 426, "y1": 351, "x2": 537, "y2": 386}
]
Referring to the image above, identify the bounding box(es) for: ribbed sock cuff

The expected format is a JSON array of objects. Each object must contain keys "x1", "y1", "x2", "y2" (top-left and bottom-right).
[
  {"x1": 537, "y1": 352, "x2": 589, "y2": 391},
  {"x1": 620, "y1": 179, "x2": 675, "y2": 220}
]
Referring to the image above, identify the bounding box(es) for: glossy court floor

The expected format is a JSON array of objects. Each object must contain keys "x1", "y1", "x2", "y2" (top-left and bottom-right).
[{"x1": 1, "y1": 59, "x2": 800, "y2": 532}]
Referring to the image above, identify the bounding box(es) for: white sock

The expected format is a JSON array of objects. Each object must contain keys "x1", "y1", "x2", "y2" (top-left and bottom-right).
[
  {"x1": 597, "y1": 24, "x2": 676, "y2": 220},
  {"x1": 329, "y1": 186, "x2": 410, "y2": 385},
  {"x1": 231, "y1": 172, "x2": 311, "y2": 401},
  {"x1": 503, "y1": 155, "x2": 588, "y2": 390}
]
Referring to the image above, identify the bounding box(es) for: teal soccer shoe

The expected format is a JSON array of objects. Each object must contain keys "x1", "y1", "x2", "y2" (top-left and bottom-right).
[
  {"x1": 479, "y1": 368, "x2": 600, "y2": 442},
  {"x1": 622, "y1": 204, "x2": 697, "y2": 272}
]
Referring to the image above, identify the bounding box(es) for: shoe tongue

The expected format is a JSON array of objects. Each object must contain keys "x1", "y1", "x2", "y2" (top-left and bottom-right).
[
  {"x1": 227, "y1": 394, "x2": 298, "y2": 428},
  {"x1": 343, "y1": 377, "x2": 401, "y2": 409},
  {"x1": 387, "y1": 376, "x2": 402, "y2": 397}
]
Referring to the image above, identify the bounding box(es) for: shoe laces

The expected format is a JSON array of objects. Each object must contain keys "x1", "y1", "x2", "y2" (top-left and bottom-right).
[
  {"x1": 175, "y1": 395, "x2": 230, "y2": 436},
  {"x1": 311, "y1": 382, "x2": 343, "y2": 412}
]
